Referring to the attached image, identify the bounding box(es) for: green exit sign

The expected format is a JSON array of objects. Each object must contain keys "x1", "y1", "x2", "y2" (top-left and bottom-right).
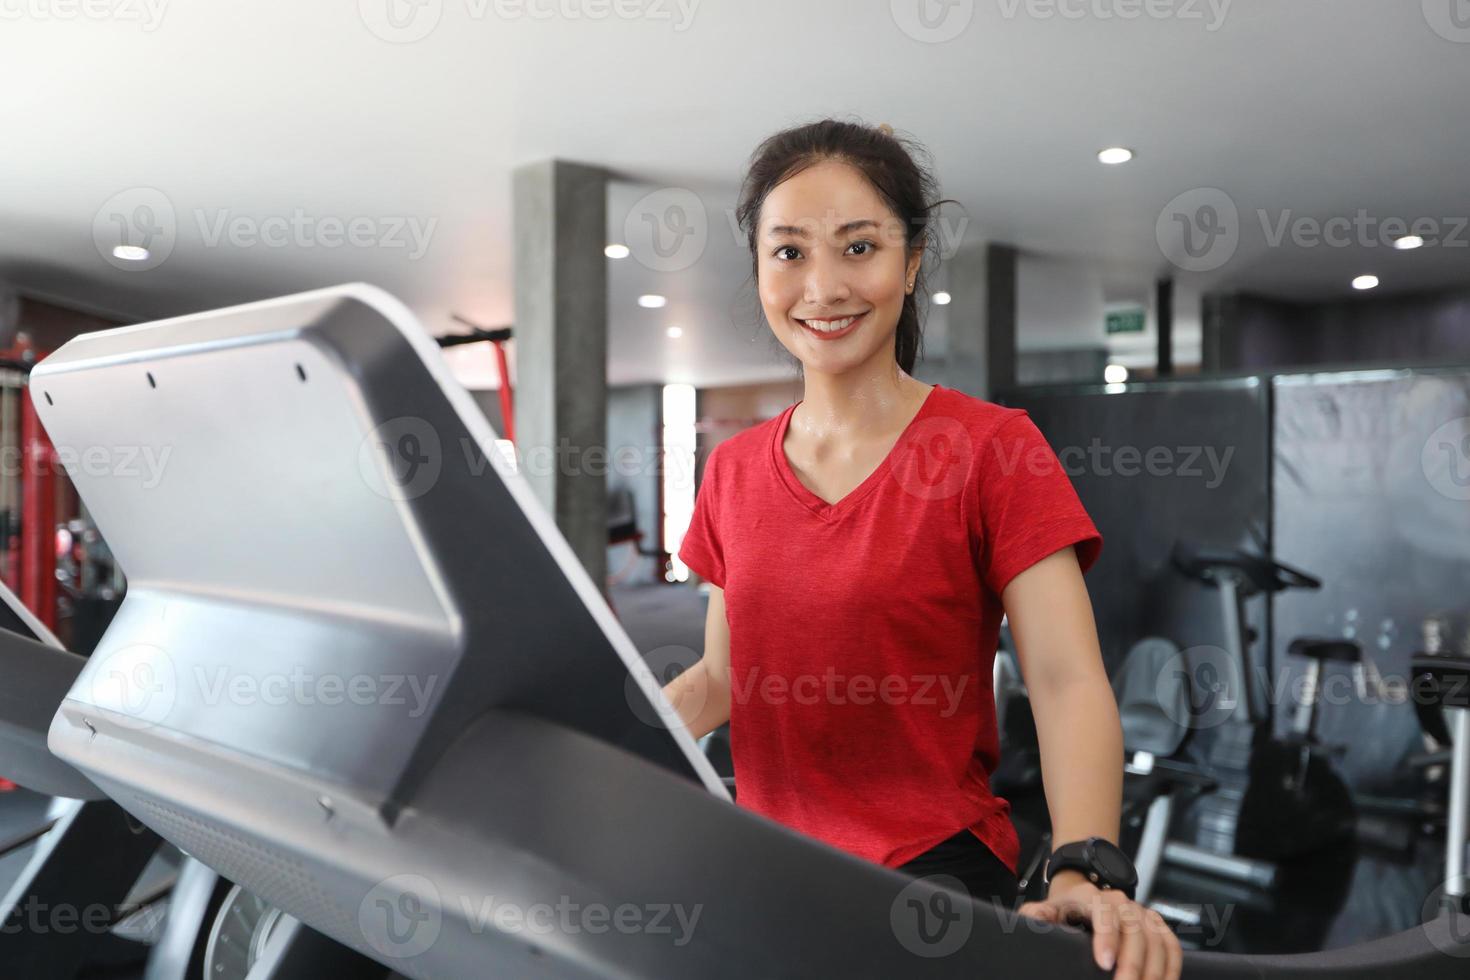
[{"x1": 1106, "y1": 309, "x2": 1146, "y2": 335}]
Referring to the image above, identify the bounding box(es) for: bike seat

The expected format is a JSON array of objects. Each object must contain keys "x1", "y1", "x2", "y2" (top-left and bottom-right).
[
  {"x1": 1172, "y1": 543, "x2": 1321, "y2": 595},
  {"x1": 1287, "y1": 637, "x2": 1362, "y2": 664}
]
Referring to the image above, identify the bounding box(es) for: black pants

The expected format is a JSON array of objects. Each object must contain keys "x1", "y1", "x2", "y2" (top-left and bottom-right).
[{"x1": 897, "y1": 830, "x2": 1020, "y2": 908}]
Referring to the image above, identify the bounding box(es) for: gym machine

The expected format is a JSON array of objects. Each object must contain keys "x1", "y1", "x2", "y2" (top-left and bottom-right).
[{"x1": 2, "y1": 284, "x2": 1466, "y2": 978}]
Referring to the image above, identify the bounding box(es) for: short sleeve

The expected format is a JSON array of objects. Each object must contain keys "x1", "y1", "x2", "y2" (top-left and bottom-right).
[
  {"x1": 972, "y1": 412, "x2": 1102, "y2": 596},
  {"x1": 678, "y1": 443, "x2": 727, "y2": 588}
]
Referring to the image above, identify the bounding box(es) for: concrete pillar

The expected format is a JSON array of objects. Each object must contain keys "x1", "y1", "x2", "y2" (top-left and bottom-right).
[
  {"x1": 938, "y1": 241, "x2": 988, "y2": 399},
  {"x1": 512, "y1": 160, "x2": 608, "y2": 587},
  {"x1": 1156, "y1": 278, "x2": 1175, "y2": 376},
  {"x1": 928, "y1": 241, "x2": 1019, "y2": 399},
  {"x1": 1202, "y1": 292, "x2": 1239, "y2": 373},
  {"x1": 984, "y1": 244, "x2": 1019, "y2": 397}
]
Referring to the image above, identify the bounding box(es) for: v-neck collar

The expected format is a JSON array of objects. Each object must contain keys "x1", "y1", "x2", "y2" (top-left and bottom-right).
[{"x1": 769, "y1": 384, "x2": 943, "y2": 522}]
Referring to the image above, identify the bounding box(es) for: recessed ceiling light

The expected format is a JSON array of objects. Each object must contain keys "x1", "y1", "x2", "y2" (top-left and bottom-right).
[
  {"x1": 1352, "y1": 275, "x2": 1379, "y2": 290},
  {"x1": 604, "y1": 244, "x2": 630, "y2": 259},
  {"x1": 933, "y1": 291, "x2": 952, "y2": 305},
  {"x1": 1104, "y1": 364, "x2": 1129, "y2": 384},
  {"x1": 666, "y1": 326, "x2": 683, "y2": 338},
  {"x1": 1393, "y1": 235, "x2": 1424, "y2": 251},
  {"x1": 638, "y1": 294, "x2": 666, "y2": 309},
  {"x1": 1097, "y1": 147, "x2": 1134, "y2": 165},
  {"x1": 112, "y1": 245, "x2": 150, "y2": 261}
]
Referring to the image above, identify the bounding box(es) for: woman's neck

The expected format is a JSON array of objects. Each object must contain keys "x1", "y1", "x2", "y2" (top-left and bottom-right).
[{"x1": 792, "y1": 362, "x2": 932, "y2": 442}]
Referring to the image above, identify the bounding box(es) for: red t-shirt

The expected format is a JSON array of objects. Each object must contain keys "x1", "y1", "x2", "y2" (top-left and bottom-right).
[{"x1": 677, "y1": 384, "x2": 1102, "y2": 874}]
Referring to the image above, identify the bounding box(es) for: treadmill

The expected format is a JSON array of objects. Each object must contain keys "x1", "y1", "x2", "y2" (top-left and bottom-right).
[{"x1": 8, "y1": 283, "x2": 1466, "y2": 978}]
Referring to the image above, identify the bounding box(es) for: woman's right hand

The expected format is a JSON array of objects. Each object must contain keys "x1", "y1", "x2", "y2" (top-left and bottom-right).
[{"x1": 660, "y1": 585, "x2": 732, "y2": 738}]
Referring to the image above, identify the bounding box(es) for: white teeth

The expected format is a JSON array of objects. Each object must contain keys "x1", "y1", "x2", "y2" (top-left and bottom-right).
[{"x1": 802, "y1": 315, "x2": 858, "y2": 333}]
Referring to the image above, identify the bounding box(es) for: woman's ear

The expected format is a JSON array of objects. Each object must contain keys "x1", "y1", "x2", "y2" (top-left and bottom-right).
[{"x1": 905, "y1": 247, "x2": 923, "y2": 293}]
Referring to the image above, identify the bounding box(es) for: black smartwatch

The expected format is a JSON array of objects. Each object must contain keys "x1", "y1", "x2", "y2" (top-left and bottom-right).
[{"x1": 1043, "y1": 837, "x2": 1138, "y2": 900}]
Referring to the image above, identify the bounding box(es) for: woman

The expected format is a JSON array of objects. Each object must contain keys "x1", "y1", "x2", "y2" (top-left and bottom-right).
[{"x1": 663, "y1": 119, "x2": 1180, "y2": 980}]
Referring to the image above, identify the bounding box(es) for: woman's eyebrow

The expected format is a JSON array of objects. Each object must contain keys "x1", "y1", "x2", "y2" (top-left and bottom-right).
[{"x1": 764, "y1": 218, "x2": 880, "y2": 239}]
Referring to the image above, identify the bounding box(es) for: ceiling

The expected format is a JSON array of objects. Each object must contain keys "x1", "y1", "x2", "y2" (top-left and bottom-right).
[{"x1": 1, "y1": 1, "x2": 1467, "y2": 387}]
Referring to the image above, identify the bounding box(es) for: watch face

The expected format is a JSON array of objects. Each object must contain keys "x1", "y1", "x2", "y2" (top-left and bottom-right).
[{"x1": 1090, "y1": 840, "x2": 1135, "y2": 883}]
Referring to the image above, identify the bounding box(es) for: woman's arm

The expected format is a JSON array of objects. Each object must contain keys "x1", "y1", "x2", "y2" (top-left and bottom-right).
[
  {"x1": 661, "y1": 585, "x2": 734, "y2": 740},
  {"x1": 1007, "y1": 547, "x2": 1183, "y2": 980},
  {"x1": 1003, "y1": 546, "x2": 1122, "y2": 849}
]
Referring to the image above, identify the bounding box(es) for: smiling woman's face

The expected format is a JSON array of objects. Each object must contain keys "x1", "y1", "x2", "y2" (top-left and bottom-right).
[{"x1": 756, "y1": 158, "x2": 922, "y2": 378}]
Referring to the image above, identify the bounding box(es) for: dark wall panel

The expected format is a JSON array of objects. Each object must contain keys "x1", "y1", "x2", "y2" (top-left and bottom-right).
[
  {"x1": 1272, "y1": 368, "x2": 1470, "y2": 792},
  {"x1": 1207, "y1": 287, "x2": 1470, "y2": 374},
  {"x1": 1004, "y1": 380, "x2": 1271, "y2": 677}
]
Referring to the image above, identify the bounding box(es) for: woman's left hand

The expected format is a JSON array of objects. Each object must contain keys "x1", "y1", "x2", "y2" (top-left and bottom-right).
[{"x1": 1017, "y1": 871, "x2": 1181, "y2": 979}]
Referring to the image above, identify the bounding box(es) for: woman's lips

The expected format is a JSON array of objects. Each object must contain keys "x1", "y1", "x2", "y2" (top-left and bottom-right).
[{"x1": 795, "y1": 310, "x2": 866, "y2": 341}]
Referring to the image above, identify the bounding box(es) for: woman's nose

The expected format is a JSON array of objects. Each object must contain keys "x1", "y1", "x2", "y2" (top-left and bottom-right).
[{"x1": 802, "y1": 255, "x2": 851, "y2": 306}]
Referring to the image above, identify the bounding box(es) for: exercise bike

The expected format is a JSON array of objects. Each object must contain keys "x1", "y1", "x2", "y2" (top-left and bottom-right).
[
  {"x1": 1169, "y1": 545, "x2": 1358, "y2": 867},
  {"x1": 1410, "y1": 616, "x2": 1470, "y2": 915}
]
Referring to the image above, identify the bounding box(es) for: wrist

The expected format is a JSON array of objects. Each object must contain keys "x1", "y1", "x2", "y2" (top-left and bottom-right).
[
  {"x1": 1043, "y1": 837, "x2": 1139, "y2": 900},
  {"x1": 1045, "y1": 868, "x2": 1094, "y2": 896}
]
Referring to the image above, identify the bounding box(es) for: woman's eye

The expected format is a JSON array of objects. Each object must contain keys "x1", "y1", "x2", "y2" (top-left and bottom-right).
[
  {"x1": 847, "y1": 240, "x2": 874, "y2": 256},
  {"x1": 774, "y1": 245, "x2": 801, "y2": 261}
]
